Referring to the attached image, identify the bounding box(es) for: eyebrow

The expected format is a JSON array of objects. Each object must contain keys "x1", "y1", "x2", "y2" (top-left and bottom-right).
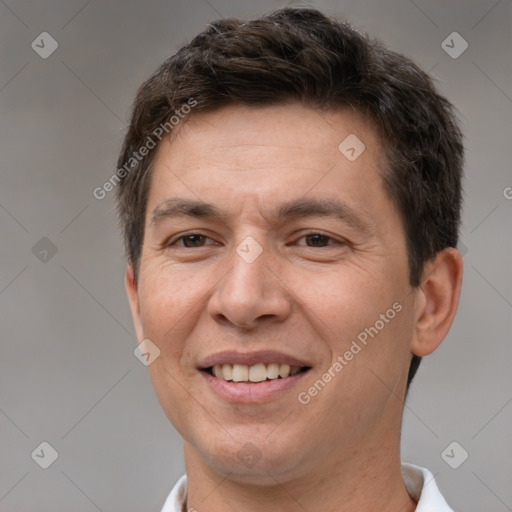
[{"x1": 150, "y1": 197, "x2": 374, "y2": 233}]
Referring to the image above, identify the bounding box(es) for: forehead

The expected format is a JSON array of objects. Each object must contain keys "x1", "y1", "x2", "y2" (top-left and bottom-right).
[
  {"x1": 156, "y1": 103, "x2": 383, "y2": 172},
  {"x1": 146, "y1": 103, "x2": 389, "y2": 223}
]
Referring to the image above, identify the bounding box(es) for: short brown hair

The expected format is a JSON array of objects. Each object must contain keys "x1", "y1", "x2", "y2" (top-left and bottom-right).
[{"x1": 116, "y1": 7, "x2": 464, "y2": 387}]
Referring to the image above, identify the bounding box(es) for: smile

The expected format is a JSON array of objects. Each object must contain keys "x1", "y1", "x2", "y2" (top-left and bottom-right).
[
  {"x1": 198, "y1": 350, "x2": 313, "y2": 403},
  {"x1": 206, "y1": 363, "x2": 309, "y2": 382}
]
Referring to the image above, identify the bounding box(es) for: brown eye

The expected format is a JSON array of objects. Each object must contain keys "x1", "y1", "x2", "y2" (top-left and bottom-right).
[
  {"x1": 169, "y1": 234, "x2": 213, "y2": 248},
  {"x1": 182, "y1": 234, "x2": 206, "y2": 247},
  {"x1": 304, "y1": 234, "x2": 333, "y2": 247},
  {"x1": 296, "y1": 232, "x2": 343, "y2": 248}
]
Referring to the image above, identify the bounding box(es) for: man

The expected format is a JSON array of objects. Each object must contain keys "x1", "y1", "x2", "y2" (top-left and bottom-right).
[{"x1": 116, "y1": 7, "x2": 464, "y2": 511}]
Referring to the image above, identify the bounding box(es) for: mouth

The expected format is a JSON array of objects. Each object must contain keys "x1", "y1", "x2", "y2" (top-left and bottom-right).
[
  {"x1": 203, "y1": 363, "x2": 311, "y2": 383},
  {"x1": 197, "y1": 351, "x2": 313, "y2": 403}
]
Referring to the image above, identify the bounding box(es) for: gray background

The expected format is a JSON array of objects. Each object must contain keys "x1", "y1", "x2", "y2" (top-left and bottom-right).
[{"x1": 1, "y1": 0, "x2": 511, "y2": 510}]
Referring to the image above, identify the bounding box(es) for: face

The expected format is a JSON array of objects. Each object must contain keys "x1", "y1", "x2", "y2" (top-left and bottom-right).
[{"x1": 126, "y1": 104, "x2": 421, "y2": 483}]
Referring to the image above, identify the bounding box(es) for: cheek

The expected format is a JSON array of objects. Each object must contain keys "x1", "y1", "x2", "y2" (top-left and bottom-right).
[
  {"x1": 292, "y1": 265, "x2": 412, "y2": 398},
  {"x1": 330, "y1": 299, "x2": 415, "y2": 409},
  {"x1": 287, "y1": 263, "x2": 399, "y2": 346},
  {"x1": 137, "y1": 267, "x2": 204, "y2": 360},
  {"x1": 139, "y1": 258, "x2": 212, "y2": 318},
  {"x1": 137, "y1": 267, "x2": 209, "y2": 436}
]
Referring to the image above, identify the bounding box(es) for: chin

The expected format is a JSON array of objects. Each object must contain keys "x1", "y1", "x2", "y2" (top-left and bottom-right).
[{"x1": 190, "y1": 430, "x2": 309, "y2": 484}]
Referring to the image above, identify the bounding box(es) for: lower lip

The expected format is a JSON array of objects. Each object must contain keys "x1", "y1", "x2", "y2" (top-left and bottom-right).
[{"x1": 200, "y1": 370, "x2": 310, "y2": 404}]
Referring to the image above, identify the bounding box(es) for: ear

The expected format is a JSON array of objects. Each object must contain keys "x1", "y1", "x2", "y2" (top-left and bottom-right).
[
  {"x1": 410, "y1": 247, "x2": 464, "y2": 357},
  {"x1": 125, "y1": 264, "x2": 144, "y2": 343}
]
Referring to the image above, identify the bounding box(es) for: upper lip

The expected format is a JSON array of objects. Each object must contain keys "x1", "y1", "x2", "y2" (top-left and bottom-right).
[{"x1": 198, "y1": 350, "x2": 312, "y2": 369}]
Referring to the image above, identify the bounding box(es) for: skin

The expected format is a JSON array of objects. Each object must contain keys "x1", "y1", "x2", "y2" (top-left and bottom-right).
[{"x1": 125, "y1": 103, "x2": 463, "y2": 512}]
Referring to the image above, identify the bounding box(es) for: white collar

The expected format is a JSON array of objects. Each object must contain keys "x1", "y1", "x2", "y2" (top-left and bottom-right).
[
  {"x1": 161, "y1": 463, "x2": 453, "y2": 512},
  {"x1": 401, "y1": 463, "x2": 453, "y2": 511}
]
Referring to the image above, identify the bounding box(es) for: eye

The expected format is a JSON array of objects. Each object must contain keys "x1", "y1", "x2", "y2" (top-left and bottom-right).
[
  {"x1": 168, "y1": 233, "x2": 215, "y2": 248},
  {"x1": 166, "y1": 232, "x2": 343, "y2": 249},
  {"x1": 296, "y1": 232, "x2": 342, "y2": 247}
]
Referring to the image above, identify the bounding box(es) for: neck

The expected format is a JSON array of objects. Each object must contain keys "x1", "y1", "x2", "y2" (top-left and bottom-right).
[{"x1": 182, "y1": 436, "x2": 416, "y2": 512}]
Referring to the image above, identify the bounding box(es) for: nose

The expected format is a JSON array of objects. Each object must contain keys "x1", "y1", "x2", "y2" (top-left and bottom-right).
[{"x1": 207, "y1": 239, "x2": 292, "y2": 330}]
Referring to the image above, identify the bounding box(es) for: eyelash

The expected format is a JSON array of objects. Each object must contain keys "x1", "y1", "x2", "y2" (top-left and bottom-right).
[{"x1": 166, "y1": 231, "x2": 343, "y2": 248}]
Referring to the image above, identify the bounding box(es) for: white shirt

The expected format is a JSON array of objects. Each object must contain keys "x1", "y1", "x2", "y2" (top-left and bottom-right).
[{"x1": 161, "y1": 463, "x2": 453, "y2": 512}]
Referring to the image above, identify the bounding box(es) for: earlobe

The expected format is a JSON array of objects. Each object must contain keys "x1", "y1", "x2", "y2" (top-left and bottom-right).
[
  {"x1": 125, "y1": 264, "x2": 144, "y2": 343},
  {"x1": 411, "y1": 247, "x2": 464, "y2": 357}
]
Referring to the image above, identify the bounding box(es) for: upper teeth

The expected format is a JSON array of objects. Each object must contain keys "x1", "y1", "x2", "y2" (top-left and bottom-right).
[{"x1": 212, "y1": 363, "x2": 302, "y2": 382}]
